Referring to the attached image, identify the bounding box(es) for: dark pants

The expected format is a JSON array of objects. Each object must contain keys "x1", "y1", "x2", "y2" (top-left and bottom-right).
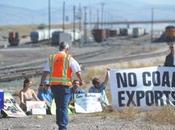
[{"x1": 51, "y1": 85, "x2": 71, "y2": 130}]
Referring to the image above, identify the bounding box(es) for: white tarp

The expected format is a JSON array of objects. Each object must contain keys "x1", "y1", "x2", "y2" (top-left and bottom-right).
[
  {"x1": 109, "y1": 66, "x2": 175, "y2": 110},
  {"x1": 75, "y1": 93, "x2": 102, "y2": 113}
]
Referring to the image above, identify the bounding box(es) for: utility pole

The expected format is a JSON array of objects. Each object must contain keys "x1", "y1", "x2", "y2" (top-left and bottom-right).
[
  {"x1": 48, "y1": 0, "x2": 51, "y2": 41},
  {"x1": 89, "y1": 9, "x2": 92, "y2": 29},
  {"x1": 62, "y1": 1, "x2": 65, "y2": 32},
  {"x1": 151, "y1": 8, "x2": 154, "y2": 42},
  {"x1": 101, "y1": 2, "x2": 105, "y2": 29},
  {"x1": 78, "y1": 4, "x2": 82, "y2": 47},
  {"x1": 84, "y1": 6, "x2": 87, "y2": 44},
  {"x1": 73, "y1": 5, "x2": 76, "y2": 43},
  {"x1": 97, "y1": 9, "x2": 99, "y2": 29}
]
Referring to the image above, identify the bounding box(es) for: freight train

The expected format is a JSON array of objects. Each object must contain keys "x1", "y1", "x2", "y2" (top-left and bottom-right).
[{"x1": 30, "y1": 29, "x2": 81, "y2": 45}]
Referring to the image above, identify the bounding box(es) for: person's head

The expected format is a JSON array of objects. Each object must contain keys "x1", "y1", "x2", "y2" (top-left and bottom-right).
[
  {"x1": 92, "y1": 77, "x2": 101, "y2": 87},
  {"x1": 43, "y1": 80, "x2": 50, "y2": 90},
  {"x1": 59, "y1": 41, "x2": 70, "y2": 52},
  {"x1": 72, "y1": 80, "x2": 80, "y2": 90},
  {"x1": 23, "y1": 78, "x2": 32, "y2": 89}
]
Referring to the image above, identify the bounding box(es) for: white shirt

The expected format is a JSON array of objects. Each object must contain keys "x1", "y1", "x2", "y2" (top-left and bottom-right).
[{"x1": 43, "y1": 51, "x2": 81, "y2": 73}]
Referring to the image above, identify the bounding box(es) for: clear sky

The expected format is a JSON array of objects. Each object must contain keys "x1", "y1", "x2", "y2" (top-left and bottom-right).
[{"x1": 0, "y1": 0, "x2": 175, "y2": 10}]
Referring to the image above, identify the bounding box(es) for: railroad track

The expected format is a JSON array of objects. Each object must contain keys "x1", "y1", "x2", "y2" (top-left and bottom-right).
[{"x1": 0, "y1": 49, "x2": 168, "y2": 82}]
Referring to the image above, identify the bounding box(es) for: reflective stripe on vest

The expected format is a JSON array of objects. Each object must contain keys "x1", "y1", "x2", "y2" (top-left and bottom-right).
[{"x1": 49, "y1": 53, "x2": 72, "y2": 86}]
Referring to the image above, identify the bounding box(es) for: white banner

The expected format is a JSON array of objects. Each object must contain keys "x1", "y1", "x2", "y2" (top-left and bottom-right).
[
  {"x1": 109, "y1": 66, "x2": 175, "y2": 110},
  {"x1": 75, "y1": 93, "x2": 102, "y2": 113}
]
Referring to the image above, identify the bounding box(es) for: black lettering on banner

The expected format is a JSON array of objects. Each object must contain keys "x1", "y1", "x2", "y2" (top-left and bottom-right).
[
  {"x1": 152, "y1": 71, "x2": 160, "y2": 86},
  {"x1": 136, "y1": 91, "x2": 144, "y2": 106},
  {"x1": 116, "y1": 73, "x2": 127, "y2": 88},
  {"x1": 171, "y1": 91, "x2": 175, "y2": 105},
  {"x1": 163, "y1": 91, "x2": 171, "y2": 105},
  {"x1": 126, "y1": 91, "x2": 136, "y2": 106},
  {"x1": 154, "y1": 91, "x2": 164, "y2": 106},
  {"x1": 142, "y1": 72, "x2": 151, "y2": 86},
  {"x1": 118, "y1": 91, "x2": 125, "y2": 107},
  {"x1": 145, "y1": 91, "x2": 154, "y2": 106},
  {"x1": 162, "y1": 71, "x2": 170, "y2": 87},
  {"x1": 128, "y1": 73, "x2": 137, "y2": 87},
  {"x1": 172, "y1": 72, "x2": 175, "y2": 87}
]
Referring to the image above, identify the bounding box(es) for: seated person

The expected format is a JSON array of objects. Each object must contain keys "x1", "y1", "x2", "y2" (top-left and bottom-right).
[
  {"x1": 19, "y1": 78, "x2": 39, "y2": 111},
  {"x1": 69, "y1": 80, "x2": 85, "y2": 113},
  {"x1": 89, "y1": 69, "x2": 110, "y2": 107},
  {"x1": 38, "y1": 80, "x2": 53, "y2": 114},
  {"x1": 70, "y1": 79, "x2": 85, "y2": 101}
]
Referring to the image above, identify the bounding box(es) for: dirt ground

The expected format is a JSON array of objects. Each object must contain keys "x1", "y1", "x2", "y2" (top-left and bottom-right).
[{"x1": 0, "y1": 35, "x2": 174, "y2": 130}]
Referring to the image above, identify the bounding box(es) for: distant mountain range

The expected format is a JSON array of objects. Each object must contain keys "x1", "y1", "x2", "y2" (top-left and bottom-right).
[{"x1": 0, "y1": 2, "x2": 175, "y2": 25}]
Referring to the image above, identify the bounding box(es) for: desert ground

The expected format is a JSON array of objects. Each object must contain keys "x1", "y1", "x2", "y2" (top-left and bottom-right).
[{"x1": 0, "y1": 34, "x2": 175, "y2": 130}]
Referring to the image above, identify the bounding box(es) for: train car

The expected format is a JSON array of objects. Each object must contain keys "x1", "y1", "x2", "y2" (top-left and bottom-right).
[
  {"x1": 8, "y1": 32, "x2": 19, "y2": 46},
  {"x1": 133, "y1": 28, "x2": 145, "y2": 37},
  {"x1": 65, "y1": 29, "x2": 82, "y2": 42},
  {"x1": 92, "y1": 29, "x2": 107, "y2": 42},
  {"x1": 30, "y1": 29, "x2": 61, "y2": 43},
  {"x1": 119, "y1": 28, "x2": 127, "y2": 36},
  {"x1": 30, "y1": 30, "x2": 45, "y2": 43},
  {"x1": 51, "y1": 31, "x2": 72, "y2": 45},
  {"x1": 109, "y1": 30, "x2": 117, "y2": 37}
]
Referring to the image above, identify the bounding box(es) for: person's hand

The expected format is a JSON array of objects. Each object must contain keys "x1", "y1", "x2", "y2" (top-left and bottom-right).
[{"x1": 79, "y1": 80, "x2": 83, "y2": 86}]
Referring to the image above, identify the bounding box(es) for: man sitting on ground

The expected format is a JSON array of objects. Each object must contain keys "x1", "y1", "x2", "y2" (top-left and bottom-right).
[
  {"x1": 38, "y1": 80, "x2": 53, "y2": 114},
  {"x1": 89, "y1": 69, "x2": 110, "y2": 107}
]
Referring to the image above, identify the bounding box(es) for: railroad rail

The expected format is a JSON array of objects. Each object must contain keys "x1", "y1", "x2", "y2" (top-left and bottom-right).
[{"x1": 0, "y1": 49, "x2": 168, "y2": 82}]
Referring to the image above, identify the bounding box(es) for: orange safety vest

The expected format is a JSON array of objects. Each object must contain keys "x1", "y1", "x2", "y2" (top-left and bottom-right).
[{"x1": 49, "y1": 52, "x2": 72, "y2": 87}]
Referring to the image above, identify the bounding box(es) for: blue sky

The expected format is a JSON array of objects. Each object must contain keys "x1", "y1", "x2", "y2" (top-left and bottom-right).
[{"x1": 0, "y1": 0, "x2": 175, "y2": 10}]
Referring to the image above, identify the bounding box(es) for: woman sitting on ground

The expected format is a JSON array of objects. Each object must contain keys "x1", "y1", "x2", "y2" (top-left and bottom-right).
[{"x1": 19, "y1": 78, "x2": 39, "y2": 111}]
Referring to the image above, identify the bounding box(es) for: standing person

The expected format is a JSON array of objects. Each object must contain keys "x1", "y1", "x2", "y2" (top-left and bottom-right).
[
  {"x1": 164, "y1": 44, "x2": 175, "y2": 67},
  {"x1": 89, "y1": 69, "x2": 110, "y2": 107},
  {"x1": 19, "y1": 78, "x2": 39, "y2": 111},
  {"x1": 41, "y1": 41, "x2": 83, "y2": 130}
]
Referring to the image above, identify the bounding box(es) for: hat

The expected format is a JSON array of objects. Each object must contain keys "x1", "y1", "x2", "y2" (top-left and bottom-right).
[{"x1": 44, "y1": 80, "x2": 50, "y2": 85}]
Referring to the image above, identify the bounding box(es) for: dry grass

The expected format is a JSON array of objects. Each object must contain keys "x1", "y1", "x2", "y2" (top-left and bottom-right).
[{"x1": 145, "y1": 106, "x2": 175, "y2": 125}]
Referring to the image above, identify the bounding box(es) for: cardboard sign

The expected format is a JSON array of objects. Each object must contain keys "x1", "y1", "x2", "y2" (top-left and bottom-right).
[
  {"x1": 75, "y1": 93, "x2": 102, "y2": 113},
  {"x1": 26, "y1": 101, "x2": 46, "y2": 115},
  {"x1": 3, "y1": 92, "x2": 26, "y2": 117}
]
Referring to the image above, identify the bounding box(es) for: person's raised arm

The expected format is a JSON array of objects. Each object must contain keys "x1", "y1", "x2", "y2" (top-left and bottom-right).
[{"x1": 104, "y1": 68, "x2": 110, "y2": 85}]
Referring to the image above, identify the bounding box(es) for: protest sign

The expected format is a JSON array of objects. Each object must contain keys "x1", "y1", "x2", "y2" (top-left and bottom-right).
[
  {"x1": 26, "y1": 101, "x2": 46, "y2": 115},
  {"x1": 75, "y1": 93, "x2": 102, "y2": 113},
  {"x1": 109, "y1": 66, "x2": 175, "y2": 110},
  {"x1": 2, "y1": 92, "x2": 26, "y2": 117}
]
